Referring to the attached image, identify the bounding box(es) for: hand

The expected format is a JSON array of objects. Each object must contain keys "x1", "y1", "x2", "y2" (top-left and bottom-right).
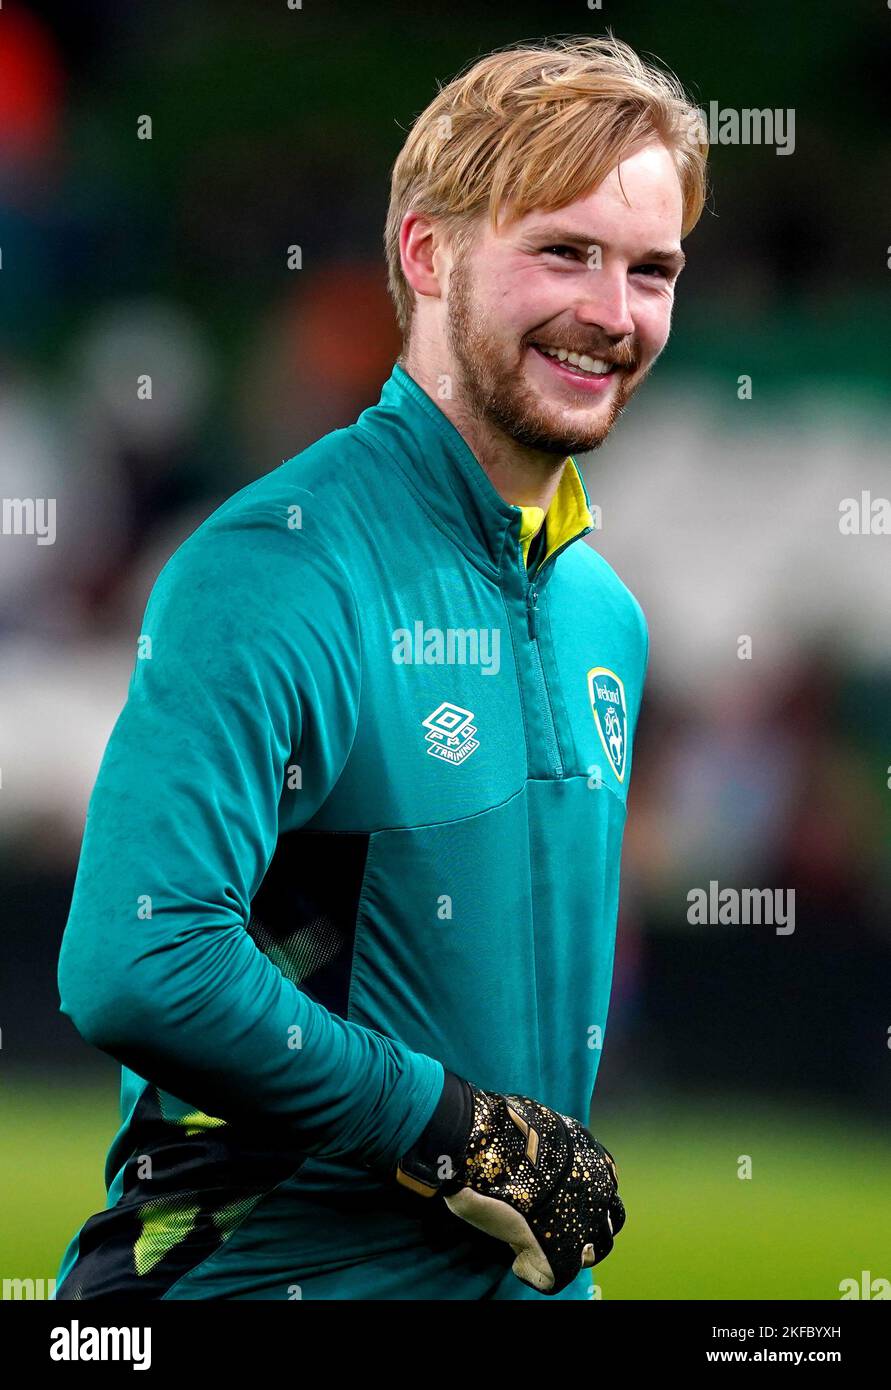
[{"x1": 396, "y1": 1071, "x2": 625, "y2": 1295}]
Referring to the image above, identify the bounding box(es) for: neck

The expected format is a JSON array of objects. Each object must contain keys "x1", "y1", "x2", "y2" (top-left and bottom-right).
[{"x1": 400, "y1": 351, "x2": 567, "y2": 512}]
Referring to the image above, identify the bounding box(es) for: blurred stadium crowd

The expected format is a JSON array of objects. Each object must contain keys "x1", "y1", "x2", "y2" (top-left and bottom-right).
[{"x1": 1, "y1": 1, "x2": 889, "y2": 1119}]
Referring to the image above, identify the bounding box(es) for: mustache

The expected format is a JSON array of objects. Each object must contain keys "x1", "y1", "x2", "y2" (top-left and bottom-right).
[{"x1": 527, "y1": 338, "x2": 639, "y2": 370}]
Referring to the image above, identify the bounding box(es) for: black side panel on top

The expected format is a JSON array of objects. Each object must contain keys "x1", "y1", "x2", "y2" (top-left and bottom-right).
[
  {"x1": 246, "y1": 829, "x2": 371, "y2": 1015},
  {"x1": 55, "y1": 830, "x2": 372, "y2": 1300}
]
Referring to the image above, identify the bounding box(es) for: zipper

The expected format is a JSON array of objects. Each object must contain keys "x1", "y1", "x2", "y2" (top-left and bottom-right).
[
  {"x1": 523, "y1": 523, "x2": 594, "y2": 779},
  {"x1": 526, "y1": 586, "x2": 562, "y2": 777}
]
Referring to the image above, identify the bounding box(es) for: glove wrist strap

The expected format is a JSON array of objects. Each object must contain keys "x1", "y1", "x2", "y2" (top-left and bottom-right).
[{"x1": 395, "y1": 1069, "x2": 474, "y2": 1197}]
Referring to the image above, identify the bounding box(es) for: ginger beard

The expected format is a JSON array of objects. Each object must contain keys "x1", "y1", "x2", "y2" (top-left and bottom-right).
[{"x1": 445, "y1": 244, "x2": 649, "y2": 457}]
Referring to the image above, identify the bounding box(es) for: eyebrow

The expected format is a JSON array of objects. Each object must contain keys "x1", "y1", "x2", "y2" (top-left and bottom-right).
[
  {"x1": 640, "y1": 246, "x2": 687, "y2": 271},
  {"x1": 523, "y1": 227, "x2": 686, "y2": 272}
]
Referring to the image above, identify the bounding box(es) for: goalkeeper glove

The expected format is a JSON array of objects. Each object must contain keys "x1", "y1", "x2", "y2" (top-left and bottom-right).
[{"x1": 395, "y1": 1069, "x2": 625, "y2": 1295}]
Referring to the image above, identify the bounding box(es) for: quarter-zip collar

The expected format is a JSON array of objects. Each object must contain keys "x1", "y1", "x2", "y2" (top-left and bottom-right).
[{"x1": 355, "y1": 362, "x2": 595, "y2": 579}]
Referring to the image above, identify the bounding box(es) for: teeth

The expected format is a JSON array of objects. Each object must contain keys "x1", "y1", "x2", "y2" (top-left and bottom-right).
[{"x1": 538, "y1": 345, "x2": 613, "y2": 376}]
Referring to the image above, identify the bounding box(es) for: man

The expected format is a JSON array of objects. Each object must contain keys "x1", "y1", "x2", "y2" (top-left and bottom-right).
[{"x1": 56, "y1": 35, "x2": 706, "y2": 1301}]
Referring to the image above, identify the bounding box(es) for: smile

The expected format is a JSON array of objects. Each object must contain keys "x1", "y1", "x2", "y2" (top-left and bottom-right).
[
  {"x1": 531, "y1": 343, "x2": 617, "y2": 376},
  {"x1": 528, "y1": 343, "x2": 623, "y2": 392}
]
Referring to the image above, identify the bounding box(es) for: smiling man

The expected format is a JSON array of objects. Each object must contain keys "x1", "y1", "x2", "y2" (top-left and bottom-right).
[
  {"x1": 437, "y1": 155, "x2": 686, "y2": 456},
  {"x1": 56, "y1": 36, "x2": 707, "y2": 1302}
]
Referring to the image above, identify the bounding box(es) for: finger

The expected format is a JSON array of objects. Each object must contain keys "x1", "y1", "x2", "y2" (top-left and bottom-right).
[
  {"x1": 599, "y1": 1142, "x2": 618, "y2": 1181},
  {"x1": 608, "y1": 1193, "x2": 626, "y2": 1237}
]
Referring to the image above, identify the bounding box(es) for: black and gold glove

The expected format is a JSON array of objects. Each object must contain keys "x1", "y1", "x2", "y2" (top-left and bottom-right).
[{"x1": 395, "y1": 1069, "x2": 625, "y2": 1295}]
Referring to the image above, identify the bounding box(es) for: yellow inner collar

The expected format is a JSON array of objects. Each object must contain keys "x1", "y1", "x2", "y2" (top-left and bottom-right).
[{"x1": 516, "y1": 457, "x2": 591, "y2": 568}]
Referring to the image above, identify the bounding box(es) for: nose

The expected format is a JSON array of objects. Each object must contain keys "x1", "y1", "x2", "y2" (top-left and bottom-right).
[{"x1": 574, "y1": 268, "x2": 634, "y2": 341}]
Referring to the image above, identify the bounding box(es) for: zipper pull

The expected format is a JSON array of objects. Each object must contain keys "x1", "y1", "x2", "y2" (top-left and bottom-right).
[{"x1": 527, "y1": 587, "x2": 539, "y2": 639}]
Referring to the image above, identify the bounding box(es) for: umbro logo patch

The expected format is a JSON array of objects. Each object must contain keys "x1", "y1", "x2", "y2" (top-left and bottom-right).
[{"x1": 422, "y1": 701, "x2": 480, "y2": 765}]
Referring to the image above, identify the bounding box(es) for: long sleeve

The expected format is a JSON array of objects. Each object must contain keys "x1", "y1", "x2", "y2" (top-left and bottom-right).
[{"x1": 57, "y1": 482, "x2": 444, "y2": 1170}]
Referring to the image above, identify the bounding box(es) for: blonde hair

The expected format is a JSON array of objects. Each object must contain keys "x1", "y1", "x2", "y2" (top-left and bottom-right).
[{"x1": 385, "y1": 34, "x2": 708, "y2": 342}]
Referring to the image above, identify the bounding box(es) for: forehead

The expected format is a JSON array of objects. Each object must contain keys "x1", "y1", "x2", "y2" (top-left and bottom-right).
[{"x1": 499, "y1": 142, "x2": 685, "y2": 246}]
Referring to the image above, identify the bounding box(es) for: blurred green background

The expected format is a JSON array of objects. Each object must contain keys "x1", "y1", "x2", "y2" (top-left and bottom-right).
[{"x1": 6, "y1": 1080, "x2": 891, "y2": 1299}]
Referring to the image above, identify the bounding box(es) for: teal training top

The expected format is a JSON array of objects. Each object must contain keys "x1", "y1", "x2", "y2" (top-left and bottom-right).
[{"x1": 55, "y1": 362, "x2": 648, "y2": 1301}]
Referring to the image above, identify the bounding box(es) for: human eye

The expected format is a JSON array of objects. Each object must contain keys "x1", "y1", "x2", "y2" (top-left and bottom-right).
[
  {"x1": 632, "y1": 262, "x2": 676, "y2": 281},
  {"x1": 541, "y1": 244, "x2": 581, "y2": 260}
]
